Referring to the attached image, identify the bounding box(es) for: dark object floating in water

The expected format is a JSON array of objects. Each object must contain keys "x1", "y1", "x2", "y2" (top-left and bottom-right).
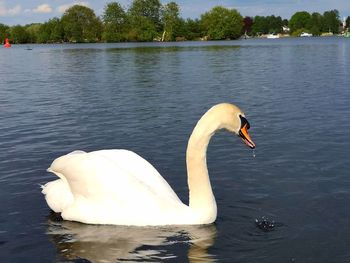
[
  {"x1": 255, "y1": 216, "x2": 275, "y2": 232},
  {"x1": 0, "y1": 240, "x2": 7, "y2": 246}
]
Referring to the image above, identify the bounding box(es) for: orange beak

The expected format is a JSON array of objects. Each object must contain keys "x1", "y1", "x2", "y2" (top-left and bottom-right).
[{"x1": 239, "y1": 123, "x2": 256, "y2": 149}]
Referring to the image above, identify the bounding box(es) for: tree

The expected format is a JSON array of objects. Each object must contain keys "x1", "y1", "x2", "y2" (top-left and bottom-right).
[
  {"x1": 180, "y1": 18, "x2": 203, "y2": 40},
  {"x1": 37, "y1": 22, "x2": 51, "y2": 43},
  {"x1": 36, "y1": 18, "x2": 63, "y2": 43},
  {"x1": 161, "y1": 2, "x2": 181, "y2": 41},
  {"x1": 49, "y1": 18, "x2": 64, "y2": 42},
  {"x1": 251, "y1": 16, "x2": 268, "y2": 35},
  {"x1": 128, "y1": 0, "x2": 161, "y2": 29},
  {"x1": 25, "y1": 24, "x2": 41, "y2": 43},
  {"x1": 242, "y1": 16, "x2": 253, "y2": 35},
  {"x1": 127, "y1": 0, "x2": 161, "y2": 41},
  {"x1": 9, "y1": 25, "x2": 29, "y2": 44},
  {"x1": 0, "y1": 23, "x2": 10, "y2": 44},
  {"x1": 61, "y1": 5, "x2": 102, "y2": 42},
  {"x1": 322, "y1": 10, "x2": 340, "y2": 33},
  {"x1": 346, "y1": 16, "x2": 350, "y2": 28},
  {"x1": 251, "y1": 15, "x2": 283, "y2": 35},
  {"x1": 309, "y1": 12, "x2": 323, "y2": 36},
  {"x1": 201, "y1": 6, "x2": 243, "y2": 40},
  {"x1": 102, "y1": 2, "x2": 127, "y2": 42},
  {"x1": 267, "y1": 15, "x2": 283, "y2": 33},
  {"x1": 289, "y1": 11, "x2": 311, "y2": 33},
  {"x1": 126, "y1": 16, "x2": 157, "y2": 41}
]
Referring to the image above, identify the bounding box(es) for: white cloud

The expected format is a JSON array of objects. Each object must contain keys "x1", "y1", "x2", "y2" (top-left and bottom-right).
[
  {"x1": 0, "y1": 2, "x2": 22, "y2": 16},
  {"x1": 57, "y1": 1, "x2": 90, "y2": 13},
  {"x1": 33, "y1": 4, "x2": 53, "y2": 14}
]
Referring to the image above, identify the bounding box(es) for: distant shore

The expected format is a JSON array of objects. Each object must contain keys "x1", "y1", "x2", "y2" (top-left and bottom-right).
[{"x1": 1, "y1": 3, "x2": 348, "y2": 45}]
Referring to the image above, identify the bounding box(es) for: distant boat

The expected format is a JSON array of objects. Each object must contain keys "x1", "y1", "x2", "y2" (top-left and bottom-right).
[
  {"x1": 267, "y1": 33, "x2": 279, "y2": 39},
  {"x1": 4, "y1": 38, "x2": 11, "y2": 48},
  {"x1": 300, "y1": 32, "x2": 312, "y2": 37},
  {"x1": 321, "y1": 32, "x2": 333, "y2": 37}
]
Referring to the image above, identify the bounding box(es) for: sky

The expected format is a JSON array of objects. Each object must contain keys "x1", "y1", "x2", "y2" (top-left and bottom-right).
[{"x1": 1, "y1": 0, "x2": 350, "y2": 26}]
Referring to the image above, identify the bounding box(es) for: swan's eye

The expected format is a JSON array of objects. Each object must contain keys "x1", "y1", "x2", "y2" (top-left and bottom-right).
[
  {"x1": 238, "y1": 115, "x2": 255, "y2": 149},
  {"x1": 239, "y1": 115, "x2": 250, "y2": 130}
]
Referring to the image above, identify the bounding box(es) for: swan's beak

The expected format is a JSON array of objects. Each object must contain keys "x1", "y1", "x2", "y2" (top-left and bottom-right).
[{"x1": 239, "y1": 120, "x2": 256, "y2": 149}]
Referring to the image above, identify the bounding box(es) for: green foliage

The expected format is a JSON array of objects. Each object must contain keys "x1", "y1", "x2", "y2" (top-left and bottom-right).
[
  {"x1": 251, "y1": 16, "x2": 267, "y2": 35},
  {"x1": 103, "y1": 2, "x2": 127, "y2": 25},
  {"x1": 288, "y1": 9, "x2": 340, "y2": 34},
  {"x1": 37, "y1": 23, "x2": 50, "y2": 43},
  {"x1": 322, "y1": 10, "x2": 340, "y2": 33},
  {"x1": 61, "y1": 5, "x2": 102, "y2": 42},
  {"x1": 128, "y1": 0, "x2": 161, "y2": 30},
  {"x1": 126, "y1": 15, "x2": 157, "y2": 41},
  {"x1": 201, "y1": 6, "x2": 243, "y2": 40},
  {"x1": 161, "y1": 2, "x2": 181, "y2": 41},
  {"x1": 25, "y1": 24, "x2": 41, "y2": 43},
  {"x1": 50, "y1": 18, "x2": 64, "y2": 42},
  {"x1": 10, "y1": 25, "x2": 29, "y2": 44},
  {"x1": 179, "y1": 18, "x2": 204, "y2": 40},
  {"x1": 289, "y1": 11, "x2": 311, "y2": 32},
  {"x1": 0, "y1": 23, "x2": 10, "y2": 43},
  {"x1": 129, "y1": 0, "x2": 161, "y2": 22},
  {"x1": 126, "y1": 0, "x2": 162, "y2": 41},
  {"x1": 251, "y1": 15, "x2": 283, "y2": 35},
  {"x1": 36, "y1": 18, "x2": 64, "y2": 43},
  {"x1": 102, "y1": 2, "x2": 127, "y2": 42},
  {"x1": 267, "y1": 16, "x2": 284, "y2": 33},
  {"x1": 309, "y1": 12, "x2": 322, "y2": 36},
  {"x1": 0, "y1": 3, "x2": 345, "y2": 43}
]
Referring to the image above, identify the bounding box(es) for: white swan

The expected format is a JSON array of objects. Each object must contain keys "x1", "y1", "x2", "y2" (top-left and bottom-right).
[{"x1": 42, "y1": 103, "x2": 255, "y2": 226}]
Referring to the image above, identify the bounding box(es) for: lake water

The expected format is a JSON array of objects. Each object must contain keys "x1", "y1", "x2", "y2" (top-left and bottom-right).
[{"x1": 1, "y1": 37, "x2": 350, "y2": 262}]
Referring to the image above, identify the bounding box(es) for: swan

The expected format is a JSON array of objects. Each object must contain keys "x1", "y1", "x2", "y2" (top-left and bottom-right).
[{"x1": 42, "y1": 103, "x2": 255, "y2": 226}]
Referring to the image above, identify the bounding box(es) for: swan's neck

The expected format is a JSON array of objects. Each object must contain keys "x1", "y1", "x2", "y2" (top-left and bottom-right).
[{"x1": 186, "y1": 110, "x2": 220, "y2": 223}]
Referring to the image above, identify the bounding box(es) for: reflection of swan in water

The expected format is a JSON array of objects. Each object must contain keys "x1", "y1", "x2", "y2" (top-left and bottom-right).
[{"x1": 47, "y1": 214, "x2": 217, "y2": 262}]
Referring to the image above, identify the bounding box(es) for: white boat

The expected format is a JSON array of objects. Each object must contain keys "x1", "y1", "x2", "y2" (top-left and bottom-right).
[
  {"x1": 300, "y1": 32, "x2": 312, "y2": 37},
  {"x1": 267, "y1": 33, "x2": 279, "y2": 39}
]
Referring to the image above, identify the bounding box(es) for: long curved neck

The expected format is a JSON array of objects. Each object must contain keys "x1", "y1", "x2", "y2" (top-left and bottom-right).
[{"x1": 186, "y1": 109, "x2": 221, "y2": 223}]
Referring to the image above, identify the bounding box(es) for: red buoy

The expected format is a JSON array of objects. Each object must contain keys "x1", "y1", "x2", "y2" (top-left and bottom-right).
[{"x1": 4, "y1": 38, "x2": 11, "y2": 48}]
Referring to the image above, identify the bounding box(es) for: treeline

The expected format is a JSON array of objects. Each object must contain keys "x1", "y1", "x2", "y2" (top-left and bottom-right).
[
  {"x1": 0, "y1": 1, "x2": 206, "y2": 44},
  {"x1": 0, "y1": 0, "x2": 349, "y2": 44},
  {"x1": 289, "y1": 10, "x2": 347, "y2": 36},
  {"x1": 0, "y1": 1, "x2": 224, "y2": 44},
  {"x1": 244, "y1": 10, "x2": 348, "y2": 36}
]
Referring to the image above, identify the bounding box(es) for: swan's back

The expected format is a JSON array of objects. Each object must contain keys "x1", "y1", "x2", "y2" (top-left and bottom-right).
[{"x1": 43, "y1": 150, "x2": 190, "y2": 225}]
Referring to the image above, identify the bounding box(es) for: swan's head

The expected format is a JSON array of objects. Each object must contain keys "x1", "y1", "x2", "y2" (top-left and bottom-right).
[{"x1": 211, "y1": 103, "x2": 256, "y2": 149}]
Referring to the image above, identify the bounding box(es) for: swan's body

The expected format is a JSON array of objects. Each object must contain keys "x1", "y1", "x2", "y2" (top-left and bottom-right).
[{"x1": 42, "y1": 103, "x2": 255, "y2": 226}]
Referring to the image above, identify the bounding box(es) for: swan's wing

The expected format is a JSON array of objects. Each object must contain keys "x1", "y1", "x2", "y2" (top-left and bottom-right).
[
  {"x1": 48, "y1": 149, "x2": 182, "y2": 208},
  {"x1": 97, "y1": 149, "x2": 180, "y2": 201}
]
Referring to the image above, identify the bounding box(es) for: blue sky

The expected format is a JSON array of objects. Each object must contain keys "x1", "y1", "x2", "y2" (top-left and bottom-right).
[{"x1": 1, "y1": 0, "x2": 350, "y2": 25}]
